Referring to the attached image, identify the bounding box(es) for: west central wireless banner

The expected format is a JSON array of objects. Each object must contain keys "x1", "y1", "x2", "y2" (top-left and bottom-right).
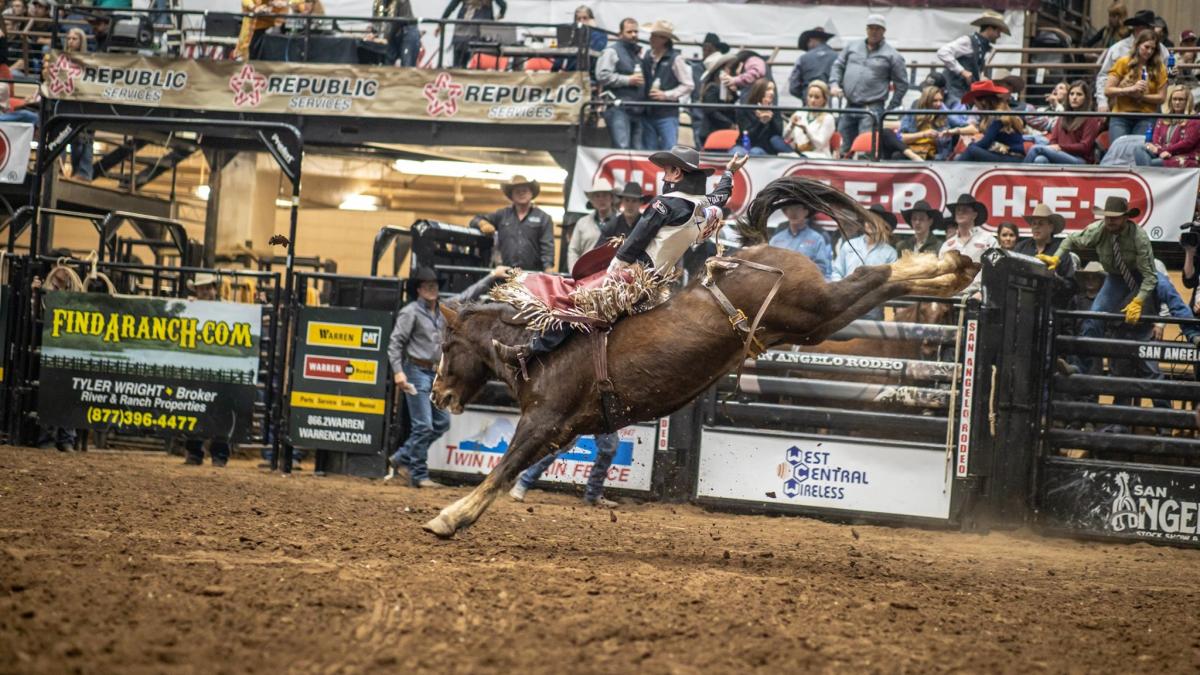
[
  {"x1": 38, "y1": 293, "x2": 262, "y2": 441},
  {"x1": 42, "y1": 52, "x2": 588, "y2": 125}
]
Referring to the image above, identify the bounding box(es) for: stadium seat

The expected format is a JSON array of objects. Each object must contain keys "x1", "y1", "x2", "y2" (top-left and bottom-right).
[
  {"x1": 849, "y1": 132, "x2": 874, "y2": 155},
  {"x1": 523, "y1": 57, "x2": 553, "y2": 72},
  {"x1": 468, "y1": 53, "x2": 510, "y2": 70},
  {"x1": 703, "y1": 129, "x2": 739, "y2": 151},
  {"x1": 830, "y1": 131, "x2": 842, "y2": 158},
  {"x1": 1023, "y1": 140, "x2": 1034, "y2": 155},
  {"x1": 1096, "y1": 130, "x2": 1111, "y2": 152}
]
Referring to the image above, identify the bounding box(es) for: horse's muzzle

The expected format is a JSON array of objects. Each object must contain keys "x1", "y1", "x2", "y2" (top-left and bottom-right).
[{"x1": 430, "y1": 389, "x2": 463, "y2": 414}]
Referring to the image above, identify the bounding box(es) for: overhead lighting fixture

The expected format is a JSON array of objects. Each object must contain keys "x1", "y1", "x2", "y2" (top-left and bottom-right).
[
  {"x1": 339, "y1": 194, "x2": 379, "y2": 211},
  {"x1": 195, "y1": 185, "x2": 210, "y2": 200},
  {"x1": 392, "y1": 159, "x2": 567, "y2": 184}
]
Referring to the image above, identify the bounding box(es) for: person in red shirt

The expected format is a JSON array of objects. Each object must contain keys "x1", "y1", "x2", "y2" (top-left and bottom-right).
[{"x1": 1024, "y1": 80, "x2": 1103, "y2": 164}]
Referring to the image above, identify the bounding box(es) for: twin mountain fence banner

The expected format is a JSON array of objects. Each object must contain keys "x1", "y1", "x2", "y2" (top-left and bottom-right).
[
  {"x1": 42, "y1": 52, "x2": 588, "y2": 125},
  {"x1": 38, "y1": 293, "x2": 262, "y2": 441},
  {"x1": 569, "y1": 148, "x2": 1200, "y2": 242}
]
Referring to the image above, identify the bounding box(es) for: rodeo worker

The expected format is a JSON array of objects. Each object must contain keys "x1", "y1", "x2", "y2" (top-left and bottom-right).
[
  {"x1": 386, "y1": 265, "x2": 509, "y2": 487},
  {"x1": 182, "y1": 273, "x2": 231, "y2": 467}
]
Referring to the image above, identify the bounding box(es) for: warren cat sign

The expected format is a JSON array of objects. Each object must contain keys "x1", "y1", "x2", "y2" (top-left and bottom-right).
[{"x1": 569, "y1": 148, "x2": 1200, "y2": 242}]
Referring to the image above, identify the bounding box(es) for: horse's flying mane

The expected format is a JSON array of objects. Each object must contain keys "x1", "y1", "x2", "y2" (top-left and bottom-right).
[{"x1": 735, "y1": 176, "x2": 879, "y2": 246}]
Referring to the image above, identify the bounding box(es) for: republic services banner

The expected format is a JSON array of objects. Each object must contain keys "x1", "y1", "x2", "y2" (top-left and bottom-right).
[
  {"x1": 43, "y1": 51, "x2": 588, "y2": 125},
  {"x1": 570, "y1": 148, "x2": 1200, "y2": 243},
  {"x1": 0, "y1": 123, "x2": 31, "y2": 184},
  {"x1": 39, "y1": 293, "x2": 262, "y2": 441}
]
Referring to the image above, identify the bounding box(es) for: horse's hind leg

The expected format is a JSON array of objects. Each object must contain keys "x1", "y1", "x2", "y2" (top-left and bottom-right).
[{"x1": 423, "y1": 414, "x2": 571, "y2": 538}]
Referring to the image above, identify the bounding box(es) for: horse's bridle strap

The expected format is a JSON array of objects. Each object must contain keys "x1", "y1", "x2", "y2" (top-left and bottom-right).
[{"x1": 702, "y1": 256, "x2": 785, "y2": 388}]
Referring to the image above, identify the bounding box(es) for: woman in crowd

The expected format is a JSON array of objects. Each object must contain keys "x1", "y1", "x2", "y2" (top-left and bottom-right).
[
  {"x1": 955, "y1": 80, "x2": 1026, "y2": 162},
  {"x1": 1024, "y1": 80, "x2": 1103, "y2": 164},
  {"x1": 899, "y1": 86, "x2": 973, "y2": 160},
  {"x1": 1140, "y1": 84, "x2": 1200, "y2": 166},
  {"x1": 721, "y1": 49, "x2": 768, "y2": 102},
  {"x1": 831, "y1": 212, "x2": 897, "y2": 319},
  {"x1": 1104, "y1": 28, "x2": 1167, "y2": 139},
  {"x1": 1085, "y1": 1, "x2": 1128, "y2": 49},
  {"x1": 733, "y1": 79, "x2": 788, "y2": 155},
  {"x1": 996, "y1": 222, "x2": 1020, "y2": 250},
  {"x1": 696, "y1": 52, "x2": 738, "y2": 148},
  {"x1": 784, "y1": 80, "x2": 836, "y2": 158}
]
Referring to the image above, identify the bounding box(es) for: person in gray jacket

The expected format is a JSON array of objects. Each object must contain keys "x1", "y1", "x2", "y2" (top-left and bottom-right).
[
  {"x1": 829, "y1": 14, "x2": 908, "y2": 155},
  {"x1": 789, "y1": 27, "x2": 837, "y2": 100}
]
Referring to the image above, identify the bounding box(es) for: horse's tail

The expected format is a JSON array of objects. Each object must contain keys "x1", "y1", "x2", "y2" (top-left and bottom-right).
[{"x1": 735, "y1": 177, "x2": 877, "y2": 246}]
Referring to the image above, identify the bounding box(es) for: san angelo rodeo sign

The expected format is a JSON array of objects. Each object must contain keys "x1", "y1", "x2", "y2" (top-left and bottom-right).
[
  {"x1": 571, "y1": 148, "x2": 1200, "y2": 242},
  {"x1": 43, "y1": 52, "x2": 588, "y2": 125}
]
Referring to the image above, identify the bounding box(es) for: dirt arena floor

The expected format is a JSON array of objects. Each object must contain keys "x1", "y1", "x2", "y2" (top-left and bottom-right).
[{"x1": 2, "y1": 447, "x2": 1199, "y2": 674}]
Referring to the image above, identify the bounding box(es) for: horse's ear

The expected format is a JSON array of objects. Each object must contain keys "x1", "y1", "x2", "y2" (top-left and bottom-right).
[{"x1": 440, "y1": 304, "x2": 459, "y2": 328}]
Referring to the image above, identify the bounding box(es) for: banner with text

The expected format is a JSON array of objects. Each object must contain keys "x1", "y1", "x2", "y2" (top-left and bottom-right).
[
  {"x1": 696, "y1": 430, "x2": 953, "y2": 520},
  {"x1": 433, "y1": 408, "x2": 656, "y2": 493},
  {"x1": 0, "y1": 123, "x2": 31, "y2": 184},
  {"x1": 39, "y1": 293, "x2": 262, "y2": 440},
  {"x1": 288, "y1": 306, "x2": 391, "y2": 454},
  {"x1": 569, "y1": 148, "x2": 1200, "y2": 242},
  {"x1": 43, "y1": 52, "x2": 588, "y2": 125}
]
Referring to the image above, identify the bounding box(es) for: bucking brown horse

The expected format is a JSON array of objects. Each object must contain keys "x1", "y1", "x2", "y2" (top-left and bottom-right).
[{"x1": 425, "y1": 177, "x2": 978, "y2": 537}]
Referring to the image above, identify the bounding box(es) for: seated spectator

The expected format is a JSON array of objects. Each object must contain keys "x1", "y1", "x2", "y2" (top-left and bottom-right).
[
  {"x1": 1176, "y1": 30, "x2": 1199, "y2": 91},
  {"x1": 996, "y1": 75, "x2": 1053, "y2": 136},
  {"x1": 722, "y1": 49, "x2": 767, "y2": 102},
  {"x1": 553, "y1": 5, "x2": 607, "y2": 72},
  {"x1": 732, "y1": 79, "x2": 788, "y2": 155},
  {"x1": 1041, "y1": 80, "x2": 1069, "y2": 119},
  {"x1": 0, "y1": 83, "x2": 36, "y2": 125},
  {"x1": 1025, "y1": 80, "x2": 1102, "y2": 164},
  {"x1": 769, "y1": 203, "x2": 832, "y2": 279},
  {"x1": 955, "y1": 80, "x2": 1026, "y2": 162},
  {"x1": 996, "y1": 221, "x2": 1020, "y2": 250},
  {"x1": 784, "y1": 80, "x2": 836, "y2": 158},
  {"x1": 832, "y1": 210, "x2": 897, "y2": 319},
  {"x1": 1139, "y1": 84, "x2": 1200, "y2": 166},
  {"x1": 237, "y1": 1, "x2": 298, "y2": 61},
  {"x1": 695, "y1": 52, "x2": 737, "y2": 148},
  {"x1": 897, "y1": 201, "x2": 944, "y2": 254},
  {"x1": 442, "y1": 0, "x2": 507, "y2": 68},
  {"x1": 899, "y1": 86, "x2": 973, "y2": 160},
  {"x1": 1104, "y1": 28, "x2": 1167, "y2": 139}
]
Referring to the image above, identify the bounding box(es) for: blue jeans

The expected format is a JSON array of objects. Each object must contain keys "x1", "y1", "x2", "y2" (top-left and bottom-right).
[
  {"x1": 390, "y1": 362, "x2": 450, "y2": 483},
  {"x1": 641, "y1": 114, "x2": 679, "y2": 151},
  {"x1": 730, "y1": 136, "x2": 791, "y2": 156},
  {"x1": 69, "y1": 132, "x2": 94, "y2": 181},
  {"x1": 1024, "y1": 145, "x2": 1086, "y2": 164},
  {"x1": 836, "y1": 103, "x2": 883, "y2": 155},
  {"x1": 387, "y1": 22, "x2": 421, "y2": 67},
  {"x1": 956, "y1": 144, "x2": 1023, "y2": 162},
  {"x1": 603, "y1": 105, "x2": 642, "y2": 150},
  {"x1": 185, "y1": 438, "x2": 230, "y2": 464},
  {"x1": 0, "y1": 110, "x2": 37, "y2": 125},
  {"x1": 518, "y1": 431, "x2": 619, "y2": 502},
  {"x1": 1156, "y1": 272, "x2": 1200, "y2": 342},
  {"x1": 1107, "y1": 116, "x2": 1153, "y2": 141},
  {"x1": 1080, "y1": 273, "x2": 1160, "y2": 387}
]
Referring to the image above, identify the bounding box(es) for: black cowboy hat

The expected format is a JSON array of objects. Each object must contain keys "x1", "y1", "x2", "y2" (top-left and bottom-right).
[
  {"x1": 867, "y1": 204, "x2": 897, "y2": 231},
  {"x1": 1124, "y1": 10, "x2": 1156, "y2": 28},
  {"x1": 649, "y1": 145, "x2": 715, "y2": 175},
  {"x1": 901, "y1": 200, "x2": 944, "y2": 228},
  {"x1": 406, "y1": 266, "x2": 444, "y2": 295},
  {"x1": 798, "y1": 27, "x2": 835, "y2": 48},
  {"x1": 614, "y1": 181, "x2": 650, "y2": 202},
  {"x1": 944, "y1": 193, "x2": 989, "y2": 226},
  {"x1": 703, "y1": 32, "x2": 730, "y2": 54}
]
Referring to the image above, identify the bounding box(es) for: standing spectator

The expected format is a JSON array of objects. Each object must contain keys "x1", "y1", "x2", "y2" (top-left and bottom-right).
[
  {"x1": 1140, "y1": 84, "x2": 1200, "y2": 166},
  {"x1": 996, "y1": 222, "x2": 1020, "y2": 250},
  {"x1": 602, "y1": 181, "x2": 647, "y2": 240},
  {"x1": 789, "y1": 26, "x2": 837, "y2": 100},
  {"x1": 594, "y1": 17, "x2": 644, "y2": 149},
  {"x1": 733, "y1": 79, "x2": 788, "y2": 155},
  {"x1": 61, "y1": 28, "x2": 94, "y2": 181},
  {"x1": 1176, "y1": 30, "x2": 1199, "y2": 92},
  {"x1": 936, "y1": 10, "x2": 1010, "y2": 106},
  {"x1": 695, "y1": 52, "x2": 737, "y2": 147},
  {"x1": 182, "y1": 274, "x2": 230, "y2": 468},
  {"x1": 1104, "y1": 28, "x2": 1167, "y2": 139},
  {"x1": 1095, "y1": 10, "x2": 1167, "y2": 112},
  {"x1": 829, "y1": 14, "x2": 908, "y2": 156},
  {"x1": 566, "y1": 178, "x2": 616, "y2": 270},
  {"x1": 1085, "y1": 1, "x2": 1129, "y2": 49},
  {"x1": 1153, "y1": 17, "x2": 1174, "y2": 49},
  {"x1": 955, "y1": 80, "x2": 1026, "y2": 162},
  {"x1": 769, "y1": 203, "x2": 833, "y2": 279},
  {"x1": 897, "y1": 201, "x2": 944, "y2": 254},
  {"x1": 640, "y1": 20, "x2": 694, "y2": 151},
  {"x1": 700, "y1": 32, "x2": 730, "y2": 72},
  {"x1": 554, "y1": 5, "x2": 607, "y2": 72},
  {"x1": 939, "y1": 193, "x2": 997, "y2": 297},
  {"x1": 784, "y1": 80, "x2": 837, "y2": 158},
  {"x1": 831, "y1": 211, "x2": 897, "y2": 319},
  {"x1": 722, "y1": 49, "x2": 768, "y2": 102},
  {"x1": 1025, "y1": 80, "x2": 1102, "y2": 164},
  {"x1": 440, "y1": 0, "x2": 506, "y2": 68},
  {"x1": 900, "y1": 86, "x2": 973, "y2": 160},
  {"x1": 237, "y1": 0, "x2": 295, "y2": 60},
  {"x1": 470, "y1": 176, "x2": 556, "y2": 272},
  {"x1": 373, "y1": 0, "x2": 420, "y2": 67}
]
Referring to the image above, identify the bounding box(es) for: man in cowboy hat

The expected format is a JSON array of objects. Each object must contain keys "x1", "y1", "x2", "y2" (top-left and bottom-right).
[
  {"x1": 182, "y1": 272, "x2": 230, "y2": 467},
  {"x1": 1014, "y1": 203, "x2": 1068, "y2": 262},
  {"x1": 769, "y1": 201, "x2": 832, "y2": 279},
  {"x1": 567, "y1": 178, "x2": 617, "y2": 270},
  {"x1": 640, "y1": 19, "x2": 695, "y2": 151},
  {"x1": 830, "y1": 14, "x2": 908, "y2": 156},
  {"x1": 936, "y1": 11, "x2": 1010, "y2": 106},
  {"x1": 1095, "y1": 10, "x2": 1169, "y2": 111},
  {"x1": 939, "y1": 193, "x2": 997, "y2": 295},
  {"x1": 602, "y1": 180, "x2": 649, "y2": 241},
  {"x1": 387, "y1": 265, "x2": 511, "y2": 487},
  {"x1": 470, "y1": 175, "x2": 556, "y2": 273},
  {"x1": 595, "y1": 17, "x2": 645, "y2": 149},
  {"x1": 897, "y1": 201, "x2": 944, "y2": 255},
  {"x1": 789, "y1": 26, "x2": 837, "y2": 99}
]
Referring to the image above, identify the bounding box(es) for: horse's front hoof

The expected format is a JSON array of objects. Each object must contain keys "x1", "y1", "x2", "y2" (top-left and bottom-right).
[{"x1": 422, "y1": 514, "x2": 456, "y2": 539}]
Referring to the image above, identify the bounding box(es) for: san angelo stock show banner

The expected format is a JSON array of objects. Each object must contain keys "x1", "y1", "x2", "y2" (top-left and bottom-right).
[{"x1": 38, "y1": 293, "x2": 262, "y2": 441}]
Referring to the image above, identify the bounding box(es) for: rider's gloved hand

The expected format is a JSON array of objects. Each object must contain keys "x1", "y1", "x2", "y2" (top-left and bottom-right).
[
  {"x1": 1036, "y1": 254, "x2": 1059, "y2": 270},
  {"x1": 1122, "y1": 297, "x2": 1143, "y2": 324}
]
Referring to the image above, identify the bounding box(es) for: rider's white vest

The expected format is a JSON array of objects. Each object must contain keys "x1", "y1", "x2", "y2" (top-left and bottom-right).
[{"x1": 643, "y1": 191, "x2": 710, "y2": 271}]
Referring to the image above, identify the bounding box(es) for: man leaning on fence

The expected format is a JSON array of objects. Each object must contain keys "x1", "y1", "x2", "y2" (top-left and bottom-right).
[
  {"x1": 936, "y1": 11, "x2": 1009, "y2": 106},
  {"x1": 829, "y1": 14, "x2": 908, "y2": 157}
]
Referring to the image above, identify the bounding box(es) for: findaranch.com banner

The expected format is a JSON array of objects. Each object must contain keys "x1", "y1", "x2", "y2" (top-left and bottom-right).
[
  {"x1": 42, "y1": 51, "x2": 588, "y2": 125},
  {"x1": 570, "y1": 148, "x2": 1200, "y2": 243},
  {"x1": 287, "y1": 306, "x2": 391, "y2": 455},
  {"x1": 39, "y1": 293, "x2": 262, "y2": 441}
]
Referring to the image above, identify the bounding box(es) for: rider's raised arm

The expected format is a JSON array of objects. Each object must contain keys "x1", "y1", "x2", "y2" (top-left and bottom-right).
[{"x1": 613, "y1": 197, "x2": 691, "y2": 265}]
